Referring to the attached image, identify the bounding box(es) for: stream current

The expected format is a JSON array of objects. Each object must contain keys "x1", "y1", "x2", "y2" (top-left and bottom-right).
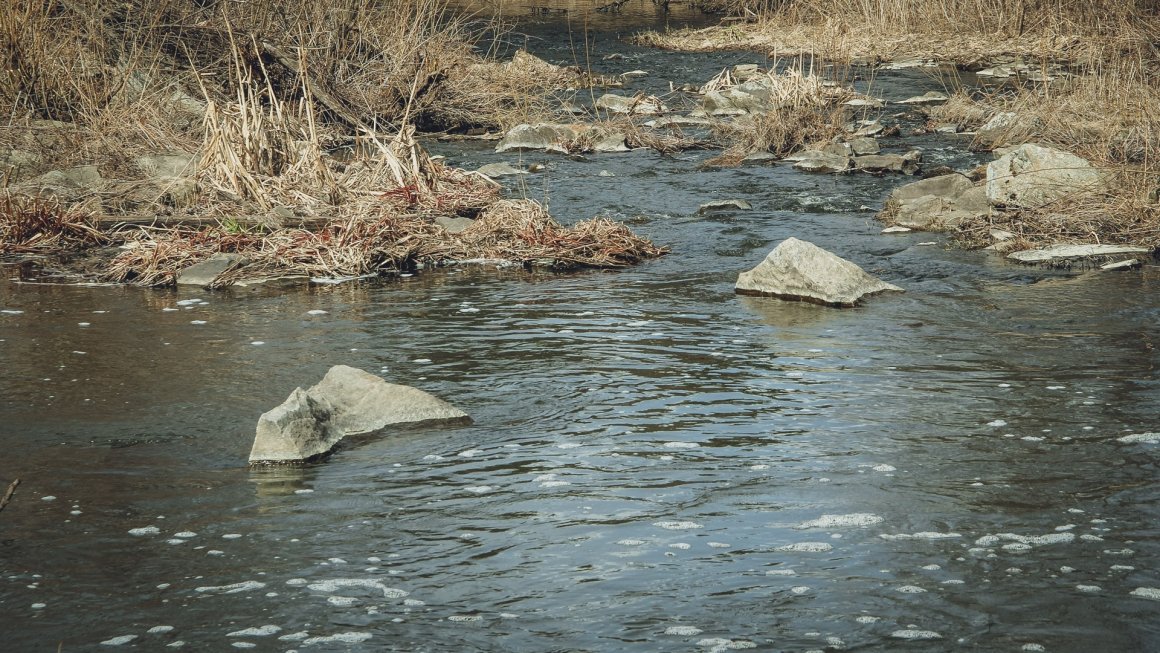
[{"x1": 2, "y1": 5, "x2": 1160, "y2": 652}]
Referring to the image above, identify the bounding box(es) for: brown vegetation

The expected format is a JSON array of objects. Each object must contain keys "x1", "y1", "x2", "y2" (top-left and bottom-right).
[{"x1": 0, "y1": 0, "x2": 666, "y2": 284}]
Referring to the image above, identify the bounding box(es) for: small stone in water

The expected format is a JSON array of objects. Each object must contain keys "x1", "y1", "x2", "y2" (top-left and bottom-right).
[
  {"x1": 100, "y1": 635, "x2": 137, "y2": 646},
  {"x1": 147, "y1": 626, "x2": 174, "y2": 634},
  {"x1": 129, "y1": 526, "x2": 160, "y2": 536},
  {"x1": 227, "y1": 625, "x2": 281, "y2": 637}
]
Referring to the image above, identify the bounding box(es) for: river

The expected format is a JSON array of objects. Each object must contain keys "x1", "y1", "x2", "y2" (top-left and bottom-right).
[{"x1": 2, "y1": 5, "x2": 1159, "y2": 652}]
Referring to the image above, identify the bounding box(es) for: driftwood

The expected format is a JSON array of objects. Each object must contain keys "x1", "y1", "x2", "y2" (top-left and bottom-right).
[
  {"x1": 0, "y1": 478, "x2": 19, "y2": 513},
  {"x1": 259, "y1": 40, "x2": 369, "y2": 133}
]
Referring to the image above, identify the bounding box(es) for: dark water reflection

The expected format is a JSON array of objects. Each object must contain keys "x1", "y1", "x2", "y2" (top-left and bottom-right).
[{"x1": 3, "y1": 20, "x2": 1160, "y2": 653}]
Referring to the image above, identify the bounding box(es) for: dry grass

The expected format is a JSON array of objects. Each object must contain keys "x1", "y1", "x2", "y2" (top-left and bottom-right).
[
  {"x1": 103, "y1": 199, "x2": 667, "y2": 287},
  {"x1": 0, "y1": 194, "x2": 105, "y2": 254},
  {"x1": 701, "y1": 64, "x2": 852, "y2": 165}
]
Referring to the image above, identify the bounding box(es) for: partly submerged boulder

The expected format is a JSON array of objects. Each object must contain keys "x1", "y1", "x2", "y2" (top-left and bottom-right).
[
  {"x1": 249, "y1": 365, "x2": 470, "y2": 464},
  {"x1": 495, "y1": 123, "x2": 589, "y2": 154},
  {"x1": 882, "y1": 173, "x2": 987, "y2": 230},
  {"x1": 985, "y1": 144, "x2": 1105, "y2": 209},
  {"x1": 735, "y1": 237, "x2": 903, "y2": 307}
]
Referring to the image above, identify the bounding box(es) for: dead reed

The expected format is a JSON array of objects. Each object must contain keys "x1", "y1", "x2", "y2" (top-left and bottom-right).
[{"x1": 0, "y1": 194, "x2": 105, "y2": 254}]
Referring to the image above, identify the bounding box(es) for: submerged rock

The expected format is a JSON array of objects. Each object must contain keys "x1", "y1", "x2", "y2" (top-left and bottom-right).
[
  {"x1": 249, "y1": 365, "x2": 470, "y2": 464},
  {"x1": 735, "y1": 237, "x2": 902, "y2": 307},
  {"x1": 985, "y1": 144, "x2": 1105, "y2": 209},
  {"x1": 790, "y1": 150, "x2": 850, "y2": 174},
  {"x1": 698, "y1": 199, "x2": 752, "y2": 213},
  {"x1": 476, "y1": 162, "x2": 527, "y2": 178},
  {"x1": 176, "y1": 253, "x2": 248, "y2": 287}
]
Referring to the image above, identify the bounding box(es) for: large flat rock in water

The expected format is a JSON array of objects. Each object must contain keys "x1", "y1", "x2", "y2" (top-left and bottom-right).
[
  {"x1": 1007, "y1": 244, "x2": 1151, "y2": 264},
  {"x1": 735, "y1": 238, "x2": 902, "y2": 307},
  {"x1": 250, "y1": 365, "x2": 469, "y2": 464}
]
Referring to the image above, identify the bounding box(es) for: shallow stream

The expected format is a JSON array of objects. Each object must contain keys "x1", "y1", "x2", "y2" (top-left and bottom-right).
[{"x1": 2, "y1": 8, "x2": 1159, "y2": 652}]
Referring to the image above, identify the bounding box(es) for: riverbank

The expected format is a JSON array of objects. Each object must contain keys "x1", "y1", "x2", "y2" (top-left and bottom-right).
[
  {"x1": 636, "y1": 0, "x2": 1160, "y2": 252},
  {"x1": 0, "y1": 0, "x2": 665, "y2": 286}
]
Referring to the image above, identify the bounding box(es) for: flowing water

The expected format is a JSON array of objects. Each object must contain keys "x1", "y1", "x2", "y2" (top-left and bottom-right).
[{"x1": 3, "y1": 11, "x2": 1160, "y2": 653}]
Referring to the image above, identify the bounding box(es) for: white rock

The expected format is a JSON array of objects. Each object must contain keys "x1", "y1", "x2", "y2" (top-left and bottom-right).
[{"x1": 736, "y1": 238, "x2": 902, "y2": 307}]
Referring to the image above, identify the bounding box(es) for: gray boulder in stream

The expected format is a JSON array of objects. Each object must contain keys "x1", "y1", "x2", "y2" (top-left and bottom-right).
[
  {"x1": 735, "y1": 238, "x2": 903, "y2": 307},
  {"x1": 249, "y1": 365, "x2": 470, "y2": 464}
]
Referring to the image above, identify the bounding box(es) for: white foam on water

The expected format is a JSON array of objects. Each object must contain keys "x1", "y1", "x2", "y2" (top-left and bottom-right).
[
  {"x1": 147, "y1": 626, "x2": 173, "y2": 634},
  {"x1": 306, "y1": 578, "x2": 407, "y2": 598},
  {"x1": 278, "y1": 631, "x2": 309, "y2": 641},
  {"x1": 1022, "y1": 645, "x2": 1046, "y2": 652},
  {"x1": 306, "y1": 310, "x2": 328, "y2": 315},
  {"x1": 891, "y1": 630, "x2": 941, "y2": 640},
  {"x1": 777, "y1": 542, "x2": 833, "y2": 552},
  {"x1": 100, "y1": 635, "x2": 137, "y2": 646},
  {"x1": 654, "y1": 521, "x2": 703, "y2": 530},
  {"x1": 327, "y1": 558, "x2": 347, "y2": 564},
  {"x1": 1118, "y1": 432, "x2": 1160, "y2": 444},
  {"x1": 302, "y1": 632, "x2": 372, "y2": 645},
  {"x1": 412, "y1": 358, "x2": 432, "y2": 364},
  {"x1": 1111, "y1": 565, "x2": 1135, "y2": 571},
  {"x1": 41, "y1": 495, "x2": 56, "y2": 501},
  {"x1": 175, "y1": 299, "x2": 200, "y2": 306},
  {"x1": 540, "y1": 481, "x2": 570, "y2": 488},
  {"x1": 166, "y1": 641, "x2": 184, "y2": 648},
  {"x1": 166, "y1": 539, "x2": 186, "y2": 545},
  {"x1": 708, "y1": 542, "x2": 730, "y2": 548},
  {"x1": 976, "y1": 535, "x2": 1000, "y2": 546},
  {"x1": 1003, "y1": 543, "x2": 1033, "y2": 552},
  {"x1": 285, "y1": 578, "x2": 308, "y2": 586},
  {"x1": 1, "y1": 309, "x2": 24, "y2": 314},
  {"x1": 1046, "y1": 385, "x2": 1065, "y2": 390},
  {"x1": 194, "y1": 580, "x2": 266, "y2": 594},
  {"x1": 1021, "y1": 436, "x2": 1045, "y2": 441},
  {"x1": 664, "y1": 626, "x2": 703, "y2": 636},
  {"x1": 403, "y1": 598, "x2": 425, "y2": 606},
  {"x1": 750, "y1": 464, "x2": 769, "y2": 471},
  {"x1": 457, "y1": 449, "x2": 482, "y2": 457},
  {"x1": 790, "y1": 586, "x2": 810, "y2": 594},
  {"x1": 942, "y1": 579, "x2": 965, "y2": 585},
  {"x1": 231, "y1": 643, "x2": 256, "y2": 649},
  {"x1": 556, "y1": 443, "x2": 581, "y2": 449},
  {"x1": 987, "y1": 420, "x2": 1007, "y2": 427},
  {"x1": 1130, "y1": 587, "x2": 1160, "y2": 600},
  {"x1": 129, "y1": 526, "x2": 160, "y2": 536},
  {"x1": 663, "y1": 442, "x2": 700, "y2": 449},
  {"x1": 228, "y1": 626, "x2": 281, "y2": 637},
  {"x1": 533, "y1": 474, "x2": 556, "y2": 482},
  {"x1": 69, "y1": 510, "x2": 81, "y2": 516},
  {"x1": 78, "y1": 322, "x2": 90, "y2": 327},
  {"x1": 1081, "y1": 534, "x2": 1104, "y2": 542},
  {"x1": 1055, "y1": 524, "x2": 1076, "y2": 531},
  {"x1": 207, "y1": 550, "x2": 224, "y2": 556},
  {"x1": 189, "y1": 320, "x2": 207, "y2": 325},
  {"x1": 880, "y1": 532, "x2": 961, "y2": 541},
  {"x1": 447, "y1": 615, "x2": 482, "y2": 622},
  {"x1": 669, "y1": 543, "x2": 691, "y2": 550},
  {"x1": 1006, "y1": 567, "x2": 1023, "y2": 574},
  {"x1": 31, "y1": 603, "x2": 46, "y2": 609},
  {"x1": 856, "y1": 616, "x2": 880, "y2": 624},
  {"x1": 797, "y1": 513, "x2": 883, "y2": 529},
  {"x1": 617, "y1": 539, "x2": 647, "y2": 546},
  {"x1": 156, "y1": 583, "x2": 170, "y2": 589},
  {"x1": 464, "y1": 486, "x2": 492, "y2": 494},
  {"x1": 921, "y1": 564, "x2": 941, "y2": 571},
  {"x1": 766, "y1": 569, "x2": 796, "y2": 576},
  {"x1": 872, "y1": 464, "x2": 896, "y2": 472},
  {"x1": 1060, "y1": 566, "x2": 1076, "y2": 573},
  {"x1": 1076, "y1": 584, "x2": 1102, "y2": 593},
  {"x1": 896, "y1": 585, "x2": 927, "y2": 593},
  {"x1": 327, "y1": 596, "x2": 358, "y2": 606},
  {"x1": 998, "y1": 383, "x2": 1011, "y2": 388},
  {"x1": 174, "y1": 531, "x2": 196, "y2": 538},
  {"x1": 162, "y1": 307, "x2": 179, "y2": 312}
]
